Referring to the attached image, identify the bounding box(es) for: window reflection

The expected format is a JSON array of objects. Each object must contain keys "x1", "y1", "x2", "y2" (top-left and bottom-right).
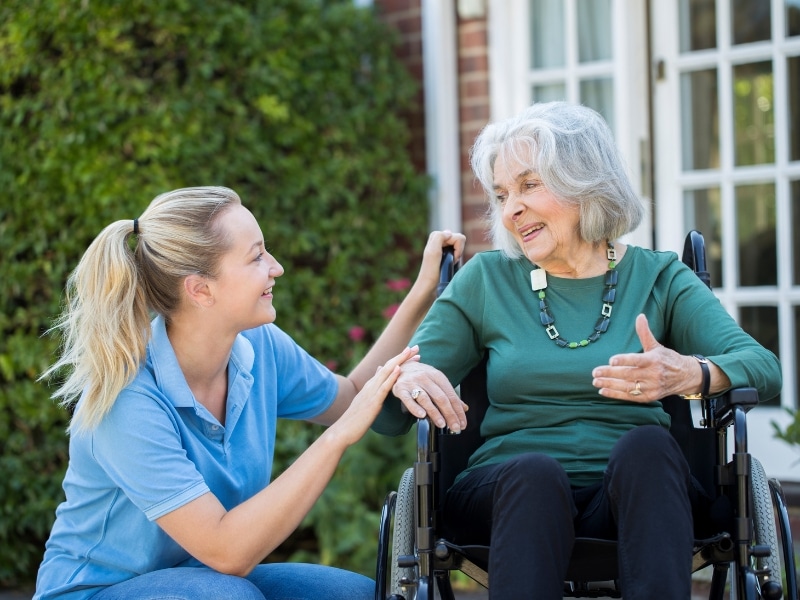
[
  {"x1": 789, "y1": 0, "x2": 800, "y2": 37},
  {"x1": 733, "y1": 61, "x2": 774, "y2": 166},
  {"x1": 740, "y1": 306, "x2": 780, "y2": 406},
  {"x1": 790, "y1": 57, "x2": 800, "y2": 161},
  {"x1": 580, "y1": 78, "x2": 614, "y2": 132},
  {"x1": 532, "y1": 83, "x2": 567, "y2": 104},
  {"x1": 577, "y1": 0, "x2": 612, "y2": 62},
  {"x1": 732, "y1": 0, "x2": 772, "y2": 45},
  {"x1": 683, "y1": 188, "x2": 723, "y2": 287},
  {"x1": 679, "y1": 0, "x2": 717, "y2": 52},
  {"x1": 793, "y1": 181, "x2": 800, "y2": 285},
  {"x1": 530, "y1": 0, "x2": 565, "y2": 69},
  {"x1": 681, "y1": 69, "x2": 719, "y2": 170},
  {"x1": 736, "y1": 183, "x2": 776, "y2": 286}
]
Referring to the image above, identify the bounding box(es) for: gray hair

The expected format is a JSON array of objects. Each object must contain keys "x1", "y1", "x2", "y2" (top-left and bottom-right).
[{"x1": 470, "y1": 102, "x2": 644, "y2": 258}]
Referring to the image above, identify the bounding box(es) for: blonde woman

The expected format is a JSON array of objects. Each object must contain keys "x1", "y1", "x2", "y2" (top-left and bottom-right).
[{"x1": 34, "y1": 186, "x2": 466, "y2": 600}]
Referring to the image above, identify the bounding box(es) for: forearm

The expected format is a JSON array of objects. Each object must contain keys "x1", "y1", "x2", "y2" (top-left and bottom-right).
[
  {"x1": 347, "y1": 282, "x2": 435, "y2": 390},
  {"x1": 159, "y1": 428, "x2": 349, "y2": 576}
]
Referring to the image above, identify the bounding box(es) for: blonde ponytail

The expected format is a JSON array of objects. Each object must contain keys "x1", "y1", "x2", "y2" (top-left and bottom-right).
[{"x1": 43, "y1": 186, "x2": 241, "y2": 433}]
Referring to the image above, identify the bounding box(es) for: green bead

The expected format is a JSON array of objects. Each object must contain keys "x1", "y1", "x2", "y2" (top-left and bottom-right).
[
  {"x1": 538, "y1": 290, "x2": 546, "y2": 299},
  {"x1": 568, "y1": 341, "x2": 578, "y2": 348},
  {"x1": 608, "y1": 260, "x2": 616, "y2": 269},
  {"x1": 580, "y1": 339, "x2": 589, "y2": 346}
]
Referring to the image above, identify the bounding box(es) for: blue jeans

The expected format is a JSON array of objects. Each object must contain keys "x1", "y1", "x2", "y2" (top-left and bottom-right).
[{"x1": 91, "y1": 563, "x2": 374, "y2": 600}]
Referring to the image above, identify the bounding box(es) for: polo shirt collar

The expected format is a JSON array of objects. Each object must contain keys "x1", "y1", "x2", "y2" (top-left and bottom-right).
[{"x1": 148, "y1": 316, "x2": 255, "y2": 411}]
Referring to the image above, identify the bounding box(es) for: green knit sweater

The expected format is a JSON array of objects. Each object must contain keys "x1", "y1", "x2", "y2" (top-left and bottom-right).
[{"x1": 372, "y1": 246, "x2": 782, "y2": 486}]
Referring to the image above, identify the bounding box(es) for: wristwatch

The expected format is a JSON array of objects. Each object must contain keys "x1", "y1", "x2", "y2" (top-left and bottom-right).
[{"x1": 681, "y1": 354, "x2": 710, "y2": 400}]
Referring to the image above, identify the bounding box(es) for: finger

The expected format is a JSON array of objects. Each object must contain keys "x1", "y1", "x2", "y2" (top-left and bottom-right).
[{"x1": 635, "y1": 313, "x2": 661, "y2": 353}]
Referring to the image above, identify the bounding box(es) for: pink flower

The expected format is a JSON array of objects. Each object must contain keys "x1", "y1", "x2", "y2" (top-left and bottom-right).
[
  {"x1": 325, "y1": 360, "x2": 339, "y2": 372},
  {"x1": 348, "y1": 326, "x2": 366, "y2": 342},
  {"x1": 386, "y1": 278, "x2": 411, "y2": 292},
  {"x1": 382, "y1": 303, "x2": 399, "y2": 319}
]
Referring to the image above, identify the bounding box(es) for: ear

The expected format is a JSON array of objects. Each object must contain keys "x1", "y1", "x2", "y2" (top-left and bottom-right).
[{"x1": 183, "y1": 274, "x2": 214, "y2": 307}]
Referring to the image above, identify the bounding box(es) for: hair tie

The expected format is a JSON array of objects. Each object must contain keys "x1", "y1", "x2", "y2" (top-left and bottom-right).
[{"x1": 133, "y1": 218, "x2": 139, "y2": 235}]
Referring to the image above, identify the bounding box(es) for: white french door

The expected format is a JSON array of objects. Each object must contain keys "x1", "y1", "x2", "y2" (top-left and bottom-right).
[{"x1": 651, "y1": 0, "x2": 800, "y2": 479}]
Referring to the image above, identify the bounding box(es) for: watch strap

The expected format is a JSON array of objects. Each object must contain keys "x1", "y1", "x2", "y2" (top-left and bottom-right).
[{"x1": 682, "y1": 354, "x2": 710, "y2": 399}]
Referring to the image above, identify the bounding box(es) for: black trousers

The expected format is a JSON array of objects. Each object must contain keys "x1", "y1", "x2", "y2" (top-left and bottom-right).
[{"x1": 443, "y1": 425, "x2": 706, "y2": 600}]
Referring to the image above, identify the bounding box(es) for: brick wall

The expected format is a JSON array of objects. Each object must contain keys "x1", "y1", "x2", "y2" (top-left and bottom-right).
[
  {"x1": 373, "y1": 0, "x2": 427, "y2": 174},
  {"x1": 374, "y1": 1, "x2": 492, "y2": 258},
  {"x1": 455, "y1": 10, "x2": 492, "y2": 256}
]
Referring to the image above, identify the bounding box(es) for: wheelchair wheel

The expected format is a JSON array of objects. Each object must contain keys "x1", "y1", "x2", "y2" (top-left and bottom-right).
[
  {"x1": 390, "y1": 467, "x2": 417, "y2": 599},
  {"x1": 750, "y1": 457, "x2": 782, "y2": 594}
]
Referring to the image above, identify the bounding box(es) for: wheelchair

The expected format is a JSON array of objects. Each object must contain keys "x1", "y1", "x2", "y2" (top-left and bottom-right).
[{"x1": 375, "y1": 231, "x2": 798, "y2": 600}]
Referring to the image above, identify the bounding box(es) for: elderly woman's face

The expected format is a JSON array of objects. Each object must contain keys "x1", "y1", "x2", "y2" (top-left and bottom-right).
[{"x1": 493, "y1": 152, "x2": 581, "y2": 268}]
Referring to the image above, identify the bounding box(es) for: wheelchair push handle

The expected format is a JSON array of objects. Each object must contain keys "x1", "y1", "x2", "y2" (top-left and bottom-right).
[{"x1": 437, "y1": 245, "x2": 457, "y2": 298}]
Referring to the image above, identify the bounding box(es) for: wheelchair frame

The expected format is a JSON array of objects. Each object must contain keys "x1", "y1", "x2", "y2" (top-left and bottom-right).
[{"x1": 376, "y1": 231, "x2": 798, "y2": 600}]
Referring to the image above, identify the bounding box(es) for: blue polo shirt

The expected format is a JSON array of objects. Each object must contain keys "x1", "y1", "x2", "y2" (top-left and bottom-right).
[{"x1": 34, "y1": 316, "x2": 338, "y2": 600}]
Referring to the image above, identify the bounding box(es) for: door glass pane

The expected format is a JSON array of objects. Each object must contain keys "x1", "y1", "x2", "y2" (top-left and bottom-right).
[
  {"x1": 533, "y1": 83, "x2": 567, "y2": 103},
  {"x1": 580, "y1": 78, "x2": 614, "y2": 131},
  {"x1": 736, "y1": 183, "x2": 777, "y2": 286},
  {"x1": 681, "y1": 69, "x2": 719, "y2": 170},
  {"x1": 679, "y1": 0, "x2": 717, "y2": 52},
  {"x1": 740, "y1": 306, "x2": 780, "y2": 406},
  {"x1": 793, "y1": 180, "x2": 800, "y2": 285},
  {"x1": 577, "y1": 0, "x2": 612, "y2": 62},
  {"x1": 790, "y1": 56, "x2": 800, "y2": 161},
  {"x1": 530, "y1": 0, "x2": 565, "y2": 68},
  {"x1": 732, "y1": 0, "x2": 772, "y2": 45},
  {"x1": 733, "y1": 61, "x2": 774, "y2": 166},
  {"x1": 789, "y1": 0, "x2": 800, "y2": 37},
  {"x1": 683, "y1": 188, "x2": 723, "y2": 287}
]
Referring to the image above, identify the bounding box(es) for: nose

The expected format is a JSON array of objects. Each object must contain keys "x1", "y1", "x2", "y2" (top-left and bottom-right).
[
  {"x1": 502, "y1": 192, "x2": 524, "y2": 221},
  {"x1": 266, "y1": 253, "x2": 284, "y2": 278}
]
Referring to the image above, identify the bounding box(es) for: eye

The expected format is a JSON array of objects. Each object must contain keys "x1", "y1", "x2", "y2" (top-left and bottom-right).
[
  {"x1": 494, "y1": 192, "x2": 508, "y2": 204},
  {"x1": 524, "y1": 180, "x2": 543, "y2": 191},
  {"x1": 254, "y1": 251, "x2": 264, "y2": 262}
]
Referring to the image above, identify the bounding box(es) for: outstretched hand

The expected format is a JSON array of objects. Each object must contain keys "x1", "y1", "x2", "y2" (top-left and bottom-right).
[
  {"x1": 331, "y1": 346, "x2": 420, "y2": 446},
  {"x1": 591, "y1": 314, "x2": 700, "y2": 403}
]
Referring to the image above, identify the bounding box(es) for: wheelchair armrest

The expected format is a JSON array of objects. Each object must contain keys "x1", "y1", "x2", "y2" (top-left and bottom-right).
[{"x1": 707, "y1": 387, "x2": 759, "y2": 430}]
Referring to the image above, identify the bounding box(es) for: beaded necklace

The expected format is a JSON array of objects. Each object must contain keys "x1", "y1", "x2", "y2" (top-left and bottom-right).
[{"x1": 531, "y1": 241, "x2": 617, "y2": 348}]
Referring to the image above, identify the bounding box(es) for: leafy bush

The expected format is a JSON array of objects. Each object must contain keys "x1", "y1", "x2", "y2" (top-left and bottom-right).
[
  {"x1": 0, "y1": 0, "x2": 427, "y2": 585},
  {"x1": 772, "y1": 409, "x2": 800, "y2": 452}
]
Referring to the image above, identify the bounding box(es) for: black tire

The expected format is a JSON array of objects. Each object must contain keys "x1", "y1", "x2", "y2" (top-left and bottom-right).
[
  {"x1": 751, "y1": 457, "x2": 782, "y2": 592},
  {"x1": 390, "y1": 468, "x2": 417, "y2": 599}
]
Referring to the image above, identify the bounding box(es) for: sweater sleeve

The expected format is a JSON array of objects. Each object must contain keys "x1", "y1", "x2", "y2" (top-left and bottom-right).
[
  {"x1": 371, "y1": 256, "x2": 489, "y2": 436},
  {"x1": 656, "y1": 257, "x2": 782, "y2": 402}
]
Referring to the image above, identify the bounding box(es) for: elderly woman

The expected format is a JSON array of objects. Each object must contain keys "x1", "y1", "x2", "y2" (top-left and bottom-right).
[{"x1": 372, "y1": 102, "x2": 781, "y2": 599}]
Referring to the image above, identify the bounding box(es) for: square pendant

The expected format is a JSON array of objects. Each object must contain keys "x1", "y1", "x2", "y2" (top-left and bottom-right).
[{"x1": 530, "y1": 269, "x2": 547, "y2": 291}]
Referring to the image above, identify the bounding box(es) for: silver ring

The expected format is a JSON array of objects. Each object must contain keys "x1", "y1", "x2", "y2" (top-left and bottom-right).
[
  {"x1": 411, "y1": 388, "x2": 423, "y2": 401},
  {"x1": 629, "y1": 381, "x2": 643, "y2": 396}
]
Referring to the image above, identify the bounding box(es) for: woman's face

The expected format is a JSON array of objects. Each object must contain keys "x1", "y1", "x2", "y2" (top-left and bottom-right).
[
  {"x1": 208, "y1": 204, "x2": 284, "y2": 331},
  {"x1": 493, "y1": 152, "x2": 582, "y2": 271}
]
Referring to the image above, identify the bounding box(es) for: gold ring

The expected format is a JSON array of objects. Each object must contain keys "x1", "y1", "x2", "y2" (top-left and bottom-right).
[
  {"x1": 411, "y1": 388, "x2": 422, "y2": 400},
  {"x1": 629, "y1": 381, "x2": 643, "y2": 396}
]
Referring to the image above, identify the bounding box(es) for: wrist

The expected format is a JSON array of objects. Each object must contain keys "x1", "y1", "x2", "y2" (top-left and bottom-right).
[{"x1": 681, "y1": 354, "x2": 710, "y2": 399}]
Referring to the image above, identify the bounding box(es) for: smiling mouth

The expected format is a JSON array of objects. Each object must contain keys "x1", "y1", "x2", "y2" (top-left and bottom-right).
[{"x1": 519, "y1": 224, "x2": 543, "y2": 238}]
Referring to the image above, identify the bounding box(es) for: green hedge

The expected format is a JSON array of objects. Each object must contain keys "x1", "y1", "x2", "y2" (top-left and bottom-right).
[{"x1": 0, "y1": 0, "x2": 425, "y2": 585}]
